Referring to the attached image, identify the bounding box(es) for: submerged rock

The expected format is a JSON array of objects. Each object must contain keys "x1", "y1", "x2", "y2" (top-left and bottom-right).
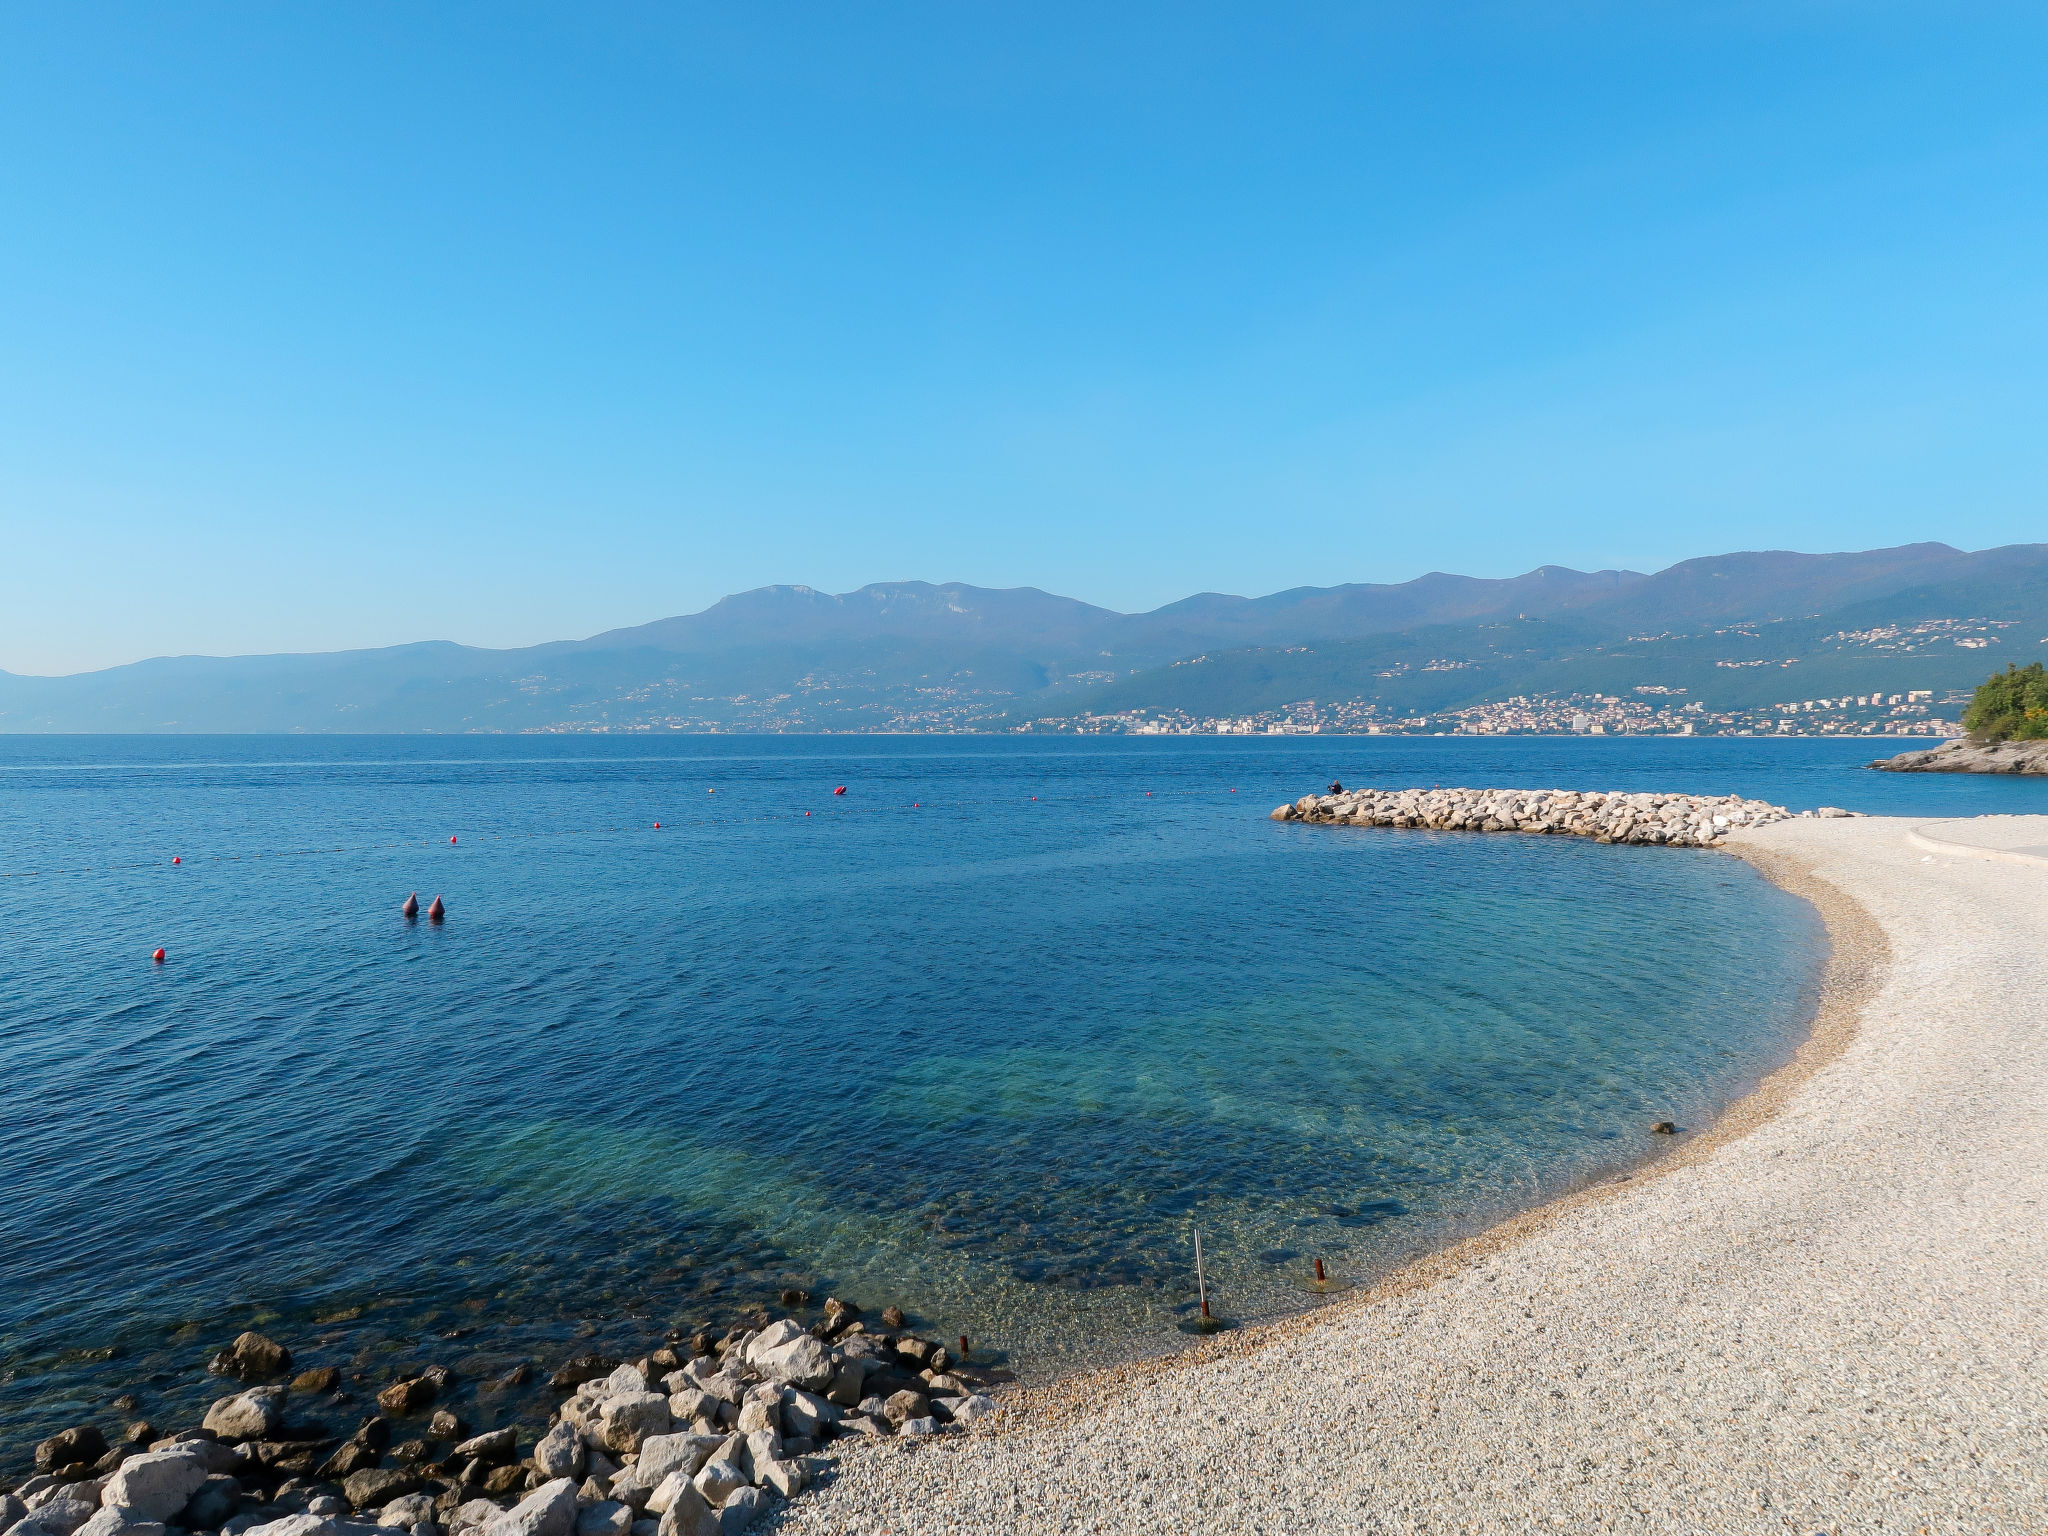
[
  {"x1": 209, "y1": 1335, "x2": 293, "y2": 1383},
  {"x1": 35, "y1": 1428, "x2": 109, "y2": 1475}
]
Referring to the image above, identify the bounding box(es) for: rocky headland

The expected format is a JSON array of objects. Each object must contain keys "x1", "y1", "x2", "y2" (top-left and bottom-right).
[
  {"x1": 1871, "y1": 736, "x2": 2048, "y2": 773},
  {"x1": 1270, "y1": 785, "x2": 1850, "y2": 846},
  {"x1": 0, "y1": 1304, "x2": 998, "y2": 1536}
]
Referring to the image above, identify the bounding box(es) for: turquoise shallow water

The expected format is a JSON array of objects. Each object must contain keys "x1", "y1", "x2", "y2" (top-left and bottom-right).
[{"x1": 0, "y1": 734, "x2": 2033, "y2": 1467}]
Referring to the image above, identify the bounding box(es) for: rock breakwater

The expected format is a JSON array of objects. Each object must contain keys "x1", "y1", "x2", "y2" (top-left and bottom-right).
[
  {"x1": 2, "y1": 1307, "x2": 998, "y2": 1536},
  {"x1": 1271, "y1": 786, "x2": 1844, "y2": 847}
]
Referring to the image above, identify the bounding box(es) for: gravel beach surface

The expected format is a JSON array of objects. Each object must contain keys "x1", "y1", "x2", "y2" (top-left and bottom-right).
[{"x1": 777, "y1": 815, "x2": 2048, "y2": 1535}]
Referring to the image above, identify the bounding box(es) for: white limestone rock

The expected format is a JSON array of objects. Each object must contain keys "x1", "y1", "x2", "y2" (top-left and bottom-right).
[
  {"x1": 595, "y1": 1395, "x2": 670, "y2": 1456},
  {"x1": 480, "y1": 1479, "x2": 579, "y2": 1536},
  {"x1": 103, "y1": 1454, "x2": 212, "y2": 1524},
  {"x1": 740, "y1": 1325, "x2": 831, "y2": 1394},
  {"x1": 532, "y1": 1422, "x2": 585, "y2": 1482}
]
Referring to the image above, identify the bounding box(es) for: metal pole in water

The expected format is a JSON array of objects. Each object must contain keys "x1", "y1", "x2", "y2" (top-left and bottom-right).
[{"x1": 1194, "y1": 1227, "x2": 1210, "y2": 1319}]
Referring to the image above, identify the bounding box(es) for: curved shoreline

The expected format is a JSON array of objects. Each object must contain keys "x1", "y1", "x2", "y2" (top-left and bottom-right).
[
  {"x1": 785, "y1": 817, "x2": 2048, "y2": 1533},
  {"x1": 814, "y1": 833, "x2": 1880, "y2": 1435}
]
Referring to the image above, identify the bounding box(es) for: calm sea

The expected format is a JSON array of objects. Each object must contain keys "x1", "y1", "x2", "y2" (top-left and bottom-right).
[{"x1": 1, "y1": 734, "x2": 2036, "y2": 1465}]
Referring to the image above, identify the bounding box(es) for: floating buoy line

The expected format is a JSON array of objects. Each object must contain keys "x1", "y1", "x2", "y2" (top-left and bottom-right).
[{"x1": 0, "y1": 783, "x2": 1251, "y2": 881}]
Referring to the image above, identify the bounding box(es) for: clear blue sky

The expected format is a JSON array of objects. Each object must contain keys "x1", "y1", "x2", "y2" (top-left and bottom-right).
[{"x1": 3, "y1": 4, "x2": 2045, "y2": 674}]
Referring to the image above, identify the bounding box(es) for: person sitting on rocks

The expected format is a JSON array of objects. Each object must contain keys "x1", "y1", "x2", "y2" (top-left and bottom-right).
[{"x1": 1328, "y1": 780, "x2": 1345, "y2": 794}]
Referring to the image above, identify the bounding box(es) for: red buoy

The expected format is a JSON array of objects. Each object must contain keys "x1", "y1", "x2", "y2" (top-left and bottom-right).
[
  {"x1": 805, "y1": 810, "x2": 812, "y2": 816},
  {"x1": 833, "y1": 785, "x2": 846, "y2": 796},
  {"x1": 427, "y1": 895, "x2": 445, "y2": 922},
  {"x1": 402, "y1": 892, "x2": 419, "y2": 919},
  {"x1": 653, "y1": 822, "x2": 661, "y2": 829},
  {"x1": 449, "y1": 835, "x2": 458, "y2": 844},
  {"x1": 171, "y1": 855, "x2": 182, "y2": 864},
  {"x1": 151, "y1": 948, "x2": 166, "y2": 963}
]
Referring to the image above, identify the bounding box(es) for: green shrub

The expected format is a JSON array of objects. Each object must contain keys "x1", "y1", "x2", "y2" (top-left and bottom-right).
[{"x1": 1963, "y1": 662, "x2": 2048, "y2": 741}]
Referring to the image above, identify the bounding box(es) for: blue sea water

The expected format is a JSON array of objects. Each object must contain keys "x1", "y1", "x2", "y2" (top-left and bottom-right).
[{"x1": 0, "y1": 734, "x2": 2037, "y2": 1464}]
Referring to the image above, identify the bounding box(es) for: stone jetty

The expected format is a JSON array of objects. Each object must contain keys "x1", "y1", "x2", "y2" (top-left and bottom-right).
[
  {"x1": 1271, "y1": 785, "x2": 1845, "y2": 847},
  {"x1": 1, "y1": 1308, "x2": 997, "y2": 1536}
]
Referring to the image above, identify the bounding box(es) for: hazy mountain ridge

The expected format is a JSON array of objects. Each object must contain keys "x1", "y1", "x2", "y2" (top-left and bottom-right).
[{"x1": 2, "y1": 543, "x2": 2040, "y2": 732}]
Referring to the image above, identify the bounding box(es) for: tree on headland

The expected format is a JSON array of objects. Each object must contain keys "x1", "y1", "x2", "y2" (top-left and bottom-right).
[{"x1": 1963, "y1": 663, "x2": 2048, "y2": 741}]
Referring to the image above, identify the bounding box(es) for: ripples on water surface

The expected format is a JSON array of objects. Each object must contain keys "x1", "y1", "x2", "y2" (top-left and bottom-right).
[{"x1": 2, "y1": 735, "x2": 2036, "y2": 1461}]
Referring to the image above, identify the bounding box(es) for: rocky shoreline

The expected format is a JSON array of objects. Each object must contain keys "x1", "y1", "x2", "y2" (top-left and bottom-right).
[
  {"x1": 1871, "y1": 736, "x2": 2048, "y2": 773},
  {"x1": 1270, "y1": 785, "x2": 1850, "y2": 846},
  {"x1": 0, "y1": 1304, "x2": 999, "y2": 1536}
]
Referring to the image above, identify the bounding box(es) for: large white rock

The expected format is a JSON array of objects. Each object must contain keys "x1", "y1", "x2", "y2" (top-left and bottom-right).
[
  {"x1": 740, "y1": 1325, "x2": 830, "y2": 1393},
  {"x1": 481, "y1": 1479, "x2": 579, "y2": 1536},
  {"x1": 532, "y1": 1421, "x2": 585, "y2": 1481},
  {"x1": 10, "y1": 1501, "x2": 100, "y2": 1536},
  {"x1": 239, "y1": 1517, "x2": 335, "y2": 1536},
  {"x1": 631, "y1": 1435, "x2": 716, "y2": 1490},
  {"x1": 149, "y1": 1439, "x2": 238, "y2": 1474},
  {"x1": 664, "y1": 1390, "x2": 717, "y2": 1429},
  {"x1": 651, "y1": 1483, "x2": 716, "y2": 1536},
  {"x1": 596, "y1": 1394, "x2": 671, "y2": 1455},
  {"x1": 948, "y1": 1393, "x2": 1000, "y2": 1424},
  {"x1": 572, "y1": 1503, "x2": 629, "y2": 1536},
  {"x1": 377, "y1": 1495, "x2": 435, "y2": 1530},
  {"x1": 775, "y1": 1388, "x2": 836, "y2": 1441},
  {"x1": 73, "y1": 1511, "x2": 166, "y2": 1536},
  {"x1": 689, "y1": 1459, "x2": 746, "y2": 1511},
  {"x1": 103, "y1": 1454, "x2": 212, "y2": 1523},
  {"x1": 447, "y1": 1500, "x2": 503, "y2": 1532},
  {"x1": 714, "y1": 1488, "x2": 767, "y2": 1535},
  {"x1": 203, "y1": 1387, "x2": 286, "y2": 1441}
]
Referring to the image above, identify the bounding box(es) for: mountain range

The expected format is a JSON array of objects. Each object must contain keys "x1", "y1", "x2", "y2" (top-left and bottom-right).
[{"x1": 2, "y1": 542, "x2": 2042, "y2": 732}]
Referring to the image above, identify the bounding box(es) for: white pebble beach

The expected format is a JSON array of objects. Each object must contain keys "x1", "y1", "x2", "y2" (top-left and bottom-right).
[{"x1": 776, "y1": 814, "x2": 2048, "y2": 1535}]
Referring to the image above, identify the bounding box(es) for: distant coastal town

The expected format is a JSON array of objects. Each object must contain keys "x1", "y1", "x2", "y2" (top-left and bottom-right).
[{"x1": 1018, "y1": 687, "x2": 1969, "y2": 738}]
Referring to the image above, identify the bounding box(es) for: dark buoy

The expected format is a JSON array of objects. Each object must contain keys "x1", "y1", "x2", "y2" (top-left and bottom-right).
[
  {"x1": 151, "y1": 947, "x2": 166, "y2": 964},
  {"x1": 171, "y1": 855, "x2": 181, "y2": 864},
  {"x1": 427, "y1": 895, "x2": 446, "y2": 922},
  {"x1": 834, "y1": 785, "x2": 846, "y2": 796},
  {"x1": 402, "y1": 892, "x2": 419, "y2": 920}
]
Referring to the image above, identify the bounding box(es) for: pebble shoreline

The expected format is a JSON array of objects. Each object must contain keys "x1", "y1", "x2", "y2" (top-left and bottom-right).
[
  {"x1": 1271, "y1": 783, "x2": 1852, "y2": 845},
  {"x1": 777, "y1": 815, "x2": 2048, "y2": 1534},
  {"x1": 0, "y1": 1304, "x2": 999, "y2": 1536}
]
